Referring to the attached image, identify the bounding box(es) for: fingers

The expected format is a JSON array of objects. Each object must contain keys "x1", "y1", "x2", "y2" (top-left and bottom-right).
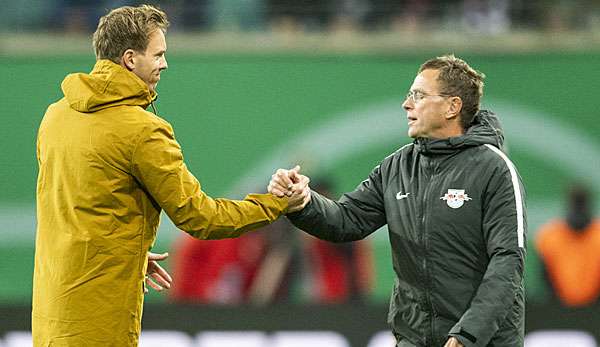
[
  {"x1": 144, "y1": 254, "x2": 173, "y2": 293},
  {"x1": 288, "y1": 165, "x2": 301, "y2": 183},
  {"x1": 302, "y1": 187, "x2": 312, "y2": 207},
  {"x1": 444, "y1": 337, "x2": 463, "y2": 347},
  {"x1": 295, "y1": 173, "x2": 310, "y2": 187},
  {"x1": 268, "y1": 166, "x2": 303, "y2": 197},
  {"x1": 150, "y1": 271, "x2": 172, "y2": 289},
  {"x1": 146, "y1": 276, "x2": 164, "y2": 292},
  {"x1": 286, "y1": 178, "x2": 312, "y2": 213},
  {"x1": 148, "y1": 251, "x2": 169, "y2": 261},
  {"x1": 145, "y1": 262, "x2": 172, "y2": 291},
  {"x1": 268, "y1": 169, "x2": 292, "y2": 197},
  {"x1": 276, "y1": 168, "x2": 294, "y2": 189},
  {"x1": 150, "y1": 261, "x2": 173, "y2": 287},
  {"x1": 289, "y1": 174, "x2": 310, "y2": 194},
  {"x1": 268, "y1": 176, "x2": 288, "y2": 197}
]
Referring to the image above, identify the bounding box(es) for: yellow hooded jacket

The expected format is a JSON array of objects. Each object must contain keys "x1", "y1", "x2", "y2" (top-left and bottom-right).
[{"x1": 33, "y1": 60, "x2": 288, "y2": 346}]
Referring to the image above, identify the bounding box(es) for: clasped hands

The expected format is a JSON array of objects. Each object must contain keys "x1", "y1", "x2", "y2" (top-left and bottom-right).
[
  {"x1": 144, "y1": 165, "x2": 310, "y2": 294},
  {"x1": 267, "y1": 165, "x2": 311, "y2": 213}
]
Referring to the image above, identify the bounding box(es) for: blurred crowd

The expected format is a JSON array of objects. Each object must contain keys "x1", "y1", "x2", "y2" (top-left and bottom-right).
[{"x1": 3, "y1": 0, "x2": 600, "y2": 34}]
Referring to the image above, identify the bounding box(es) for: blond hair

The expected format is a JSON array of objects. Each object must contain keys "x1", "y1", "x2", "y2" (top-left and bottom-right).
[
  {"x1": 93, "y1": 5, "x2": 169, "y2": 63},
  {"x1": 419, "y1": 55, "x2": 485, "y2": 129}
]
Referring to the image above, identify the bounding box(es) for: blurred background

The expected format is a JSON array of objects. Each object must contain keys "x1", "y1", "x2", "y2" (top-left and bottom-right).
[{"x1": 1, "y1": 0, "x2": 600, "y2": 346}]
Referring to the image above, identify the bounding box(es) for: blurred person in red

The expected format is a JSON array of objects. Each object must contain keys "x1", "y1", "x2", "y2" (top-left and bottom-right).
[
  {"x1": 535, "y1": 184, "x2": 600, "y2": 307},
  {"x1": 169, "y1": 218, "x2": 303, "y2": 304},
  {"x1": 302, "y1": 178, "x2": 374, "y2": 303},
  {"x1": 303, "y1": 234, "x2": 373, "y2": 303},
  {"x1": 170, "y1": 178, "x2": 374, "y2": 304},
  {"x1": 169, "y1": 232, "x2": 267, "y2": 304}
]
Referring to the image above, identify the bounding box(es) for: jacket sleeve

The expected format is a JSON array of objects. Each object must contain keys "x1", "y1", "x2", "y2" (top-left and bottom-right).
[
  {"x1": 287, "y1": 164, "x2": 387, "y2": 242},
  {"x1": 131, "y1": 120, "x2": 288, "y2": 240},
  {"x1": 449, "y1": 162, "x2": 527, "y2": 346}
]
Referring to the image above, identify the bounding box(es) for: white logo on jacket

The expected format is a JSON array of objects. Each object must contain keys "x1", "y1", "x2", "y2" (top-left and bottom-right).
[
  {"x1": 396, "y1": 192, "x2": 410, "y2": 200},
  {"x1": 440, "y1": 189, "x2": 472, "y2": 209}
]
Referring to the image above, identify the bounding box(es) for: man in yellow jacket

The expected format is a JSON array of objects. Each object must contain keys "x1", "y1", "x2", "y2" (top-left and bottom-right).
[{"x1": 33, "y1": 5, "x2": 310, "y2": 346}]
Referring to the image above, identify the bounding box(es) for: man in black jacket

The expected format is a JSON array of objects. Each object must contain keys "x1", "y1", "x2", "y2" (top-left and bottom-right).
[{"x1": 269, "y1": 55, "x2": 526, "y2": 347}]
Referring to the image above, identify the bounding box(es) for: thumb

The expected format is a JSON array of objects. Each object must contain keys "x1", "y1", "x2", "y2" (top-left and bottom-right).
[{"x1": 289, "y1": 165, "x2": 301, "y2": 182}]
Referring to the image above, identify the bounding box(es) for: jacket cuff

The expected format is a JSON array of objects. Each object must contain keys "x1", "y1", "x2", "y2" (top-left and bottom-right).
[
  {"x1": 245, "y1": 193, "x2": 289, "y2": 216},
  {"x1": 448, "y1": 325, "x2": 477, "y2": 347},
  {"x1": 273, "y1": 195, "x2": 289, "y2": 214}
]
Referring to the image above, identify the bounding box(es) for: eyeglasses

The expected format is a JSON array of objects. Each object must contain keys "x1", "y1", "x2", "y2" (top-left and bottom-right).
[{"x1": 405, "y1": 90, "x2": 450, "y2": 103}]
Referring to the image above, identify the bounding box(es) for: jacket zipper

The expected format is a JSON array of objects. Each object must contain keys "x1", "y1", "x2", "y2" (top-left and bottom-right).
[{"x1": 421, "y1": 158, "x2": 436, "y2": 346}]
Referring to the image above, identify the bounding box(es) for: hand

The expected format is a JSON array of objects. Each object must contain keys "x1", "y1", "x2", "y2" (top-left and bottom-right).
[
  {"x1": 144, "y1": 252, "x2": 173, "y2": 293},
  {"x1": 444, "y1": 337, "x2": 464, "y2": 347},
  {"x1": 268, "y1": 165, "x2": 311, "y2": 213},
  {"x1": 287, "y1": 173, "x2": 311, "y2": 213},
  {"x1": 268, "y1": 165, "x2": 300, "y2": 198}
]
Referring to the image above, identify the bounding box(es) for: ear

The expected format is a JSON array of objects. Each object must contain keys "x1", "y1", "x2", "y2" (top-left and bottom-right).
[
  {"x1": 121, "y1": 49, "x2": 136, "y2": 71},
  {"x1": 446, "y1": 96, "x2": 463, "y2": 120}
]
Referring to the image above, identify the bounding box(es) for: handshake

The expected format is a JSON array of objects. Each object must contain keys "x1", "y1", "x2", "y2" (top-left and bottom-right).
[{"x1": 267, "y1": 165, "x2": 312, "y2": 213}]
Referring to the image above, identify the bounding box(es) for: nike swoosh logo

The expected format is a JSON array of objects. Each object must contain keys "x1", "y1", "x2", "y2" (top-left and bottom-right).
[{"x1": 396, "y1": 192, "x2": 410, "y2": 200}]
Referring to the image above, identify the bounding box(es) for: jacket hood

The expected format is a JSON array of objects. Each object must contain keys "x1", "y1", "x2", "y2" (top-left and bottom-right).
[
  {"x1": 61, "y1": 59, "x2": 156, "y2": 113},
  {"x1": 414, "y1": 109, "x2": 505, "y2": 155}
]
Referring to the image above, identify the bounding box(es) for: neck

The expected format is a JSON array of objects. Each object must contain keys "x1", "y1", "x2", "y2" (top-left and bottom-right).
[{"x1": 429, "y1": 124, "x2": 464, "y2": 140}]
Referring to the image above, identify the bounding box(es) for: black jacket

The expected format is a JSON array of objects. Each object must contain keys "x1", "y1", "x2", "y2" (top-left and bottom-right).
[{"x1": 288, "y1": 110, "x2": 527, "y2": 347}]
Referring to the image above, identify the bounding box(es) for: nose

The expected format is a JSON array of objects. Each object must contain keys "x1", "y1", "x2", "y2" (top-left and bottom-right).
[
  {"x1": 402, "y1": 98, "x2": 413, "y2": 111},
  {"x1": 160, "y1": 56, "x2": 168, "y2": 71}
]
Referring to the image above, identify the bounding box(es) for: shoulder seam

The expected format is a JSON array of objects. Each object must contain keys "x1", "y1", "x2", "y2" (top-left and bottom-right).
[
  {"x1": 384, "y1": 142, "x2": 413, "y2": 161},
  {"x1": 483, "y1": 144, "x2": 525, "y2": 248}
]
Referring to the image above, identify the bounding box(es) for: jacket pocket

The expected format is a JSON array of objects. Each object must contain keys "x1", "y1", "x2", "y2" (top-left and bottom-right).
[{"x1": 389, "y1": 280, "x2": 426, "y2": 344}]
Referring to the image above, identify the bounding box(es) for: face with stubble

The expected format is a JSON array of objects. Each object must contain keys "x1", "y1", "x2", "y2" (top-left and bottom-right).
[{"x1": 129, "y1": 29, "x2": 168, "y2": 92}]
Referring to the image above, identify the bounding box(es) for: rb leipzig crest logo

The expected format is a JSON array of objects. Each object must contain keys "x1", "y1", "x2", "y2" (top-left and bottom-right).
[{"x1": 441, "y1": 189, "x2": 472, "y2": 209}]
